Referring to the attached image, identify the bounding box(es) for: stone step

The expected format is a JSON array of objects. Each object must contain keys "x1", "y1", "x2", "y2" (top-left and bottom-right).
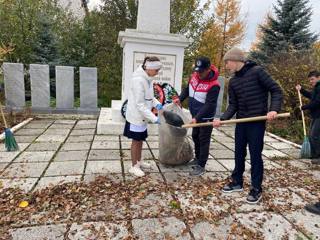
[{"x1": 97, "y1": 107, "x2": 159, "y2": 135}]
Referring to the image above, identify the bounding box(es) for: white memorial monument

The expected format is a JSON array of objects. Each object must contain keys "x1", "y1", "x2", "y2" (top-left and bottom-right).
[{"x1": 97, "y1": 0, "x2": 190, "y2": 134}]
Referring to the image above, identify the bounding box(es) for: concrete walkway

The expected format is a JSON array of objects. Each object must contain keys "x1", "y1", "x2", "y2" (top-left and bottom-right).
[{"x1": 0, "y1": 118, "x2": 319, "y2": 239}]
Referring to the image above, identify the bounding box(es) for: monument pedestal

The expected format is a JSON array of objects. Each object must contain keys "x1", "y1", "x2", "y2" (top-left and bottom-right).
[{"x1": 97, "y1": 107, "x2": 160, "y2": 135}]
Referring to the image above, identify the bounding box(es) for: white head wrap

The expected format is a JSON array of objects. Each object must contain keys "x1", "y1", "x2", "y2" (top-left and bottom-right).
[{"x1": 144, "y1": 61, "x2": 162, "y2": 70}]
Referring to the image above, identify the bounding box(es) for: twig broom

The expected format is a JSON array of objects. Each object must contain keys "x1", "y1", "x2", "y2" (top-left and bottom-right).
[
  {"x1": 0, "y1": 102, "x2": 19, "y2": 151},
  {"x1": 297, "y1": 90, "x2": 311, "y2": 159}
]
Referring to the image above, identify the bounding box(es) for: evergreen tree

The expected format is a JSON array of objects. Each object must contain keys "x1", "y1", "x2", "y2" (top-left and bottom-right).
[
  {"x1": 31, "y1": 13, "x2": 60, "y2": 65},
  {"x1": 250, "y1": 0, "x2": 317, "y2": 64}
]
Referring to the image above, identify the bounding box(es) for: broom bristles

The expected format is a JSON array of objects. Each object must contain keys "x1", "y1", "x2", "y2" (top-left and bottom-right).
[
  {"x1": 4, "y1": 128, "x2": 19, "y2": 151},
  {"x1": 300, "y1": 136, "x2": 311, "y2": 159}
]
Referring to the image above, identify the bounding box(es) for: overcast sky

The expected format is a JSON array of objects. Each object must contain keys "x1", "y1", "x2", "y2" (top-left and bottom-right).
[{"x1": 88, "y1": 0, "x2": 320, "y2": 50}]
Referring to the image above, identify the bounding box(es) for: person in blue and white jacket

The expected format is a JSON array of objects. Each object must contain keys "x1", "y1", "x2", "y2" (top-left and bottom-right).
[
  {"x1": 175, "y1": 56, "x2": 220, "y2": 176},
  {"x1": 124, "y1": 56, "x2": 163, "y2": 177}
]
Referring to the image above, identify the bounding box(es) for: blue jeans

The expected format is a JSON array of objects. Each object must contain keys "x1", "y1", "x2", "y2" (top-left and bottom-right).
[{"x1": 232, "y1": 121, "x2": 266, "y2": 190}]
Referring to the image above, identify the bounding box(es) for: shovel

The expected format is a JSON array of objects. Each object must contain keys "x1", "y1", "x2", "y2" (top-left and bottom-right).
[{"x1": 163, "y1": 111, "x2": 290, "y2": 128}]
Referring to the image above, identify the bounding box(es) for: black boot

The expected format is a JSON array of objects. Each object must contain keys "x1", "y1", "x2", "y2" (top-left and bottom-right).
[{"x1": 305, "y1": 202, "x2": 320, "y2": 215}]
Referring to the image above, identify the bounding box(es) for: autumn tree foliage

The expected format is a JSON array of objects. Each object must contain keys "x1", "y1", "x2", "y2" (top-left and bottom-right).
[{"x1": 197, "y1": 0, "x2": 245, "y2": 73}]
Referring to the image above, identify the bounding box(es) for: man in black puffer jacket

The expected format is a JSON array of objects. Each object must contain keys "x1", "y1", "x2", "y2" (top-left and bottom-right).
[
  {"x1": 213, "y1": 48, "x2": 283, "y2": 204},
  {"x1": 296, "y1": 70, "x2": 320, "y2": 164}
]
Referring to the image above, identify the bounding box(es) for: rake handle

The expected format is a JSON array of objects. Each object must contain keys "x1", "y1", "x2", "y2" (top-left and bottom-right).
[
  {"x1": 0, "y1": 101, "x2": 8, "y2": 128},
  {"x1": 297, "y1": 90, "x2": 307, "y2": 137},
  {"x1": 182, "y1": 113, "x2": 291, "y2": 128}
]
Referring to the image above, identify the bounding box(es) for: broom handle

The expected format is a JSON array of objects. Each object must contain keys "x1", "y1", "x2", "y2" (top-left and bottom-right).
[
  {"x1": 0, "y1": 101, "x2": 8, "y2": 128},
  {"x1": 182, "y1": 113, "x2": 291, "y2": 128},
  {"x1": 297, "y1": 90, "x2": 307, "y2": 137}
]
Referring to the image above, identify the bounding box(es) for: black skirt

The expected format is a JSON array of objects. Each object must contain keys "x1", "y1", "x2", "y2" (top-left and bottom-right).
[{"x1": 123, "y1": 121, "x2": 148, "y2": 141}]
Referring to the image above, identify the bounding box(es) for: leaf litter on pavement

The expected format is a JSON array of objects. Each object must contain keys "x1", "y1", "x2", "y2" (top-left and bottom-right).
[{"x1": 0, "y1": 162, "x2": 319, "y2": 239}]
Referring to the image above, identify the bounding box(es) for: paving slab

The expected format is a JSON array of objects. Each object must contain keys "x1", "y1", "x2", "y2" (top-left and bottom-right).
[
  {"x1": 85, "y1": 160, "x2": 122, "y2": 174},
  {"x1": 150, "y1": 149, "x2": 159, "y2": 159},
  {"x1": 73, "y1": 124, "x2": 96, "y2": 129},
  {"x1": 212, "y1": 129, "x2": 227, "y2": 136},
  {"x1": 35, "y1": 175, "x2": 81, "y2": 190},
  {"x1": 123, "y1": 160, "x2": 159, "y2": 174},
  {"x1": 285, "y1": 209, "x2": 320, "y2": 239},
  {"x1": 10, "y1": 224, "x2": 67, "y2": 240},
  {"x1": 0, "y1": 151, "x2": 20, "y2": 163},
  {"x1": 27, "y1": 142, "x2": 61, "y2": 151},
  {"x1": 264, "y1": 135, "x2": 280, "y2": 142},
  {"x1": 266, "y1": 141, "x2": 295, "y2": 150},
  {"x1": 60, "y1": 142, "x2": 91, "y2": 151},
  {"x1": 146, "y1": 141, "x2": 158, "y2": 149},
  {"x1": 48, "y1": 124, "x2": 74, "y2": 129},
  {"x1": 54, "y1": 150, "x2": 88, "y2": 161},
  {"x1": 35, "y1": 134, "x2": 68, "y2": 142},
  {"x1": 68, "y1": 221, "x2": 129, "y2": 240},
  {"x1": 1, "y1": 163, "x2": 48, "y2": 178},
  {"x1": 121, "y1": 149, "x2": 154, "y2": 160},
  {"x1": 0, "y1": 178, "x2": 38, "y2": 192},
  {"x1": 15, "y1": 128, "x2": 44, "y2": 136},
  {"x1": 210, "y1": 149, "x2": 234, "y2": 159},
  {"x1": 14, "y1": 151, "x2": 55, "y2": 163},
  {"x1": 83, "y1": 173, "x2": 124, "y2": 184},
  {"x1": 66, "y1": 135, "x2": 94, "y2": 142},
  {"x1": 263, "y1": 160, "x2": 283, "y2": 170},
  {"x1": 212, "y1": 136, "x2": 235, "y2": 143},
  {"x1": 14, "y1": 135, "x2": 38, "y2": 143},
  {"x1": 277, "y1": 159, "x2": 310, "y2": 169},
  {"x1": 95, "y1": 135, "x2": 120, "y2": 141},
  {"x1": 88, "y1": 149, "x2": 121, "y2": 160},
  {"x1": 92, "y1": 141, "x2": 120, "y2": 150},
  {"x1": 23, "y1": 122, "x2": 51, "y2": 129},
  {"x1": 235, "y1": 212, "x2": 304, "y2": 239},
  {"x1": 262, "y1": 149, "x2": 289, "y2": 158},
  {"x1": 217, "y1": 160, "x2": 251, "y2": 171},
  {"x1": 130, "y1": 191, "x2": 175, "y2": 218},
  {"x1": 43, "y1": 129, "x2": 71, "y2": 135},
  {"x1": 145, "y1": 135, "x2": 159, "y2": 141},
  {"x1": 77, "y1": 120, "x2": 97, "y2": 125},
  {"x1": 70, "y1": 129, "x2": 95, "y2": 136},
  {"x1": 121, "y1": 141, "x2": 149, "y2": 150},
  {"x1": 45, "y1": 161, "x2": 85, "y2": 176},
  {"x1": 280, "y1": 148, "x2": 301, "y2": 158},
  {"x1": 0, "y1": 163, "x2": 8, "y2": 171},
  {"x1": 54, "y1": 120, "x2": 76, "y2": 124},
  {"x1": 209, "y1": 143, "x2": 229, "y2": 150},
  {"x1": 158, "y1": 163, "x2": 190, "y2": 173},
  {"x1": 190, "y1": 219, "x2": 233, "y2": 240},
  {"x1": 205, "y1": 160, "x2": 228, "y2": 171},
  {"x1": 0, "y1": 143, "x2": 29, "y2": 152},
  {"x1": 132, "y1": 217, "x2": 191, "y2": 240}
]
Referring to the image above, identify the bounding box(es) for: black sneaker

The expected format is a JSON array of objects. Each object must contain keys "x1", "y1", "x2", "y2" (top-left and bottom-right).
[
  {"x1": 246, "y1": 188, "x2": 262, "y2": 204},
  {"x1": 305, "y1": 202, "x2": 320, "y2": 215},
  {"x1": 189, "y1": 165, "x2": 205, "y2": 176},
  {"x1": 222, "y1": 182, "x2": 243, "y2": 193},
  {"x1": 188, "y1": 159, "x2": 199, "y2": 167}
]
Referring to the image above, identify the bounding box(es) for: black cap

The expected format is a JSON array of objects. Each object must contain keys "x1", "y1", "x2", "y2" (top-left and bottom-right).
[{"x1": 193, "y1": 56, "x2": 211, "y2": 72}]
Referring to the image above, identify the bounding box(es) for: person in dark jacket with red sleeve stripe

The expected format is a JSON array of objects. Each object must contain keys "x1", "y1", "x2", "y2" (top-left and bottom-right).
[
  {"x1": 175, "y1": 56, "x2": 220, "y2": 176},
  {"x1": 213, "y1": 48, "x2": 283, "y2": 204}
]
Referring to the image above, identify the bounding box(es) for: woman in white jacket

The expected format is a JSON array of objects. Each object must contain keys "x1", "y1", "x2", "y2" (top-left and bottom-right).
[{"x1": 124, "y1": 56, "x2": 163, "y2": 177}]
